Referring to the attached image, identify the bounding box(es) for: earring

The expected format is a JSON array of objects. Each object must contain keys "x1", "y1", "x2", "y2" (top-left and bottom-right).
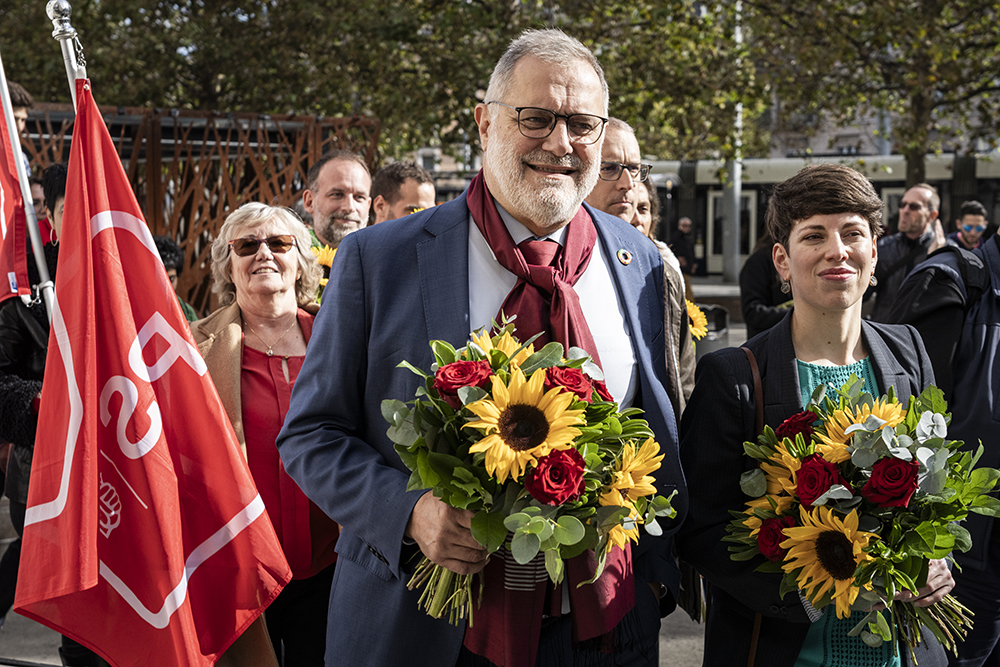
[
  {"x1": 780, "y1": 278, "x2": 791, "y2": 294},
  {"x1": 869, "y1": 274, "x2": 878, "y2": 287}
]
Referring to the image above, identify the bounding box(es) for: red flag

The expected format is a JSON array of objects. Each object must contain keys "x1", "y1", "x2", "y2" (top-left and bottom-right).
[
  {"x1": 0, "y1": 88, "x2": 29, "y2": 306},
  {"x1": 14, "y1": 79, "x2": 291, "y2": 666}
]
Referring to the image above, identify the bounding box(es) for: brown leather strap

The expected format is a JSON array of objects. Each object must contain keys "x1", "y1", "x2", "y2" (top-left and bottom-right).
[
  {"x1": 741, "y1": 347, "x2": 764, "y2": 436},
  {"x1": 746, "y1": 611, "x2": 762, "y2": 667}
]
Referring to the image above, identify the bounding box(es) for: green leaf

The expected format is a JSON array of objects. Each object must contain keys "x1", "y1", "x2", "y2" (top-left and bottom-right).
[
  {"x1": 553, "y1": 515, "x2": 586, "y2": 545},
  {"x1": 504, "y1": 513, "x2": 530, "y2": 532},
  {"x1": 740, "y1": 468, "x2": 767, "y2": 497},
  {"x1": 511, "y1": 531, "x2": 541, "y2": 564},
  {"x1": 396, "y1": 359, "x2": 431, "y2": 379},
  {"x1": 457, "y1": 385, "x2": 487, "y2": 406},
  {"x1": 471, "y1": 510, "x2": 507, "y2": 553},
  {"x1": 381, "y1": 399, "x2": 409, "y2": 427},
  {"x1": 519, "y1": 342, "x2": 565, "y2": 375},
  {"x1": 544, "y1": 549, "x2": 565, "y2": 583},
  {"x1": 416, "y1": 451, "x2": 440, "y2": 488},
  {"x1": 430, "y1": 340, "x2": 458, "y2": 366},
  {"x1": 946, "y1": 523, "x2": 973, "y2": 553}
]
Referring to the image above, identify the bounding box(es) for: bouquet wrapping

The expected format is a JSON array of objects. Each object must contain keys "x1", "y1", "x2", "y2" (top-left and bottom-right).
[
  {"x1": 726, "y1": 376, "x2": 1000, "y2": 660},
  {"x1": 383, "y1": 322, "x2": 676, "y2": 625}
]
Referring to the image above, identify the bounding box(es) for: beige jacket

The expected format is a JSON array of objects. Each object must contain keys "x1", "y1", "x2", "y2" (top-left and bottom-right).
[
  {"x1": 191, "y1": 303, "x2": 249, "y2": 456},
  {"x1": 655, "y1": 240, "x2": 695, "y2": 418}
]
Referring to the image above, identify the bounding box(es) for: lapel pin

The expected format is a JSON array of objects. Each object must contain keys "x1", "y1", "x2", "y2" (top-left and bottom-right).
[{"x1": 616, "y1": 249, "x2": 632, "y2": 266}]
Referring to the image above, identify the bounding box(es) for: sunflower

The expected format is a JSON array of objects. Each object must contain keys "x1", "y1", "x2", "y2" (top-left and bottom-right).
[
  {"x1": 815, "y1": 399, "x2": 906, "y2": 463},
  {"x1": 469, "y1": 330, "x2": 535, "y2": 368},
  {"x1": 743, "y1": 440, "x2": 800, "y2": 525},
  {"x1": 597, "y1": 438, "x2": 663, "y2": 552},
  {"x1": 780, "y1": 506, "x2": 878, "y2": 618},
  {"x1": 310, "y1": 244, "x2": 337, "y2": 268},
  {"x1": 463, "y1": 367, "x2": 584, "y2": 483},
  {"x1": 686, "y1": 300, "x2": 708, "y2": 340},
  {"x1": 599, "y1": 492, "x2": 641, "y2": 552}
]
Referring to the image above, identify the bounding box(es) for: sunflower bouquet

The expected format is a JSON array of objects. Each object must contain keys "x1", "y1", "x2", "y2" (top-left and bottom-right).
[
  {"x1": 725, "y1": 376, "x2": 1000, "y2": 660},
  {"x1": 382, "y1": 321, "x2": 677, "y2": 625}
]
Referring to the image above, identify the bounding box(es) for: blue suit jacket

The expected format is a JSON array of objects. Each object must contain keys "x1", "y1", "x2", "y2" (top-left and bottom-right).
[{"x1": 277, "y1": 193, "x2": 687, "y2": 667}]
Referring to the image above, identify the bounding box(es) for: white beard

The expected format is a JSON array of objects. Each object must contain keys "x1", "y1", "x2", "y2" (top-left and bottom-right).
[{"x1": 487, "y1": 143, "x2": 599, "y2": 231}]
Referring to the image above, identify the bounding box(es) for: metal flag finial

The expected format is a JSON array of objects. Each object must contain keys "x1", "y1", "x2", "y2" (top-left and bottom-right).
[{"x1": 46, "y1": 0, "x2": 87, "y2": 106}]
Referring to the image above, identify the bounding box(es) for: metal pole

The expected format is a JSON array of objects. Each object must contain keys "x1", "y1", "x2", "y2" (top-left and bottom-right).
[
  {"x1": 47, "y1": 0, "x2": 87, "y2": 108},
  {"x1": 722, "y1": 0, "x2": 743, "y2": 283},
  {"x1": 0, "y1": 48, "x2": 54, "y2": 321}
]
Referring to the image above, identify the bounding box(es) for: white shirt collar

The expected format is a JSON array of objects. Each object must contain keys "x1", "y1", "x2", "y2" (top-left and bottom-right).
[{"x1": 495, "y1": 201, "x2": 569, "y2": 247}]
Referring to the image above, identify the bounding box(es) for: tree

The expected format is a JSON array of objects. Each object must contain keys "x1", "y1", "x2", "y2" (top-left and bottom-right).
[
  {"x1": 747, "y1": 0, "x2": 1000, "y2": 185},
  {"x1": 1, "y1": 0, "x2": 768, "y2": 163}
]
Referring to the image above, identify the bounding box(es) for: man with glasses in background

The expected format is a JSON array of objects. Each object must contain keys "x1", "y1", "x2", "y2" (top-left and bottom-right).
[
  {"x1": 868, "y1": 183, "x2": 946, "y2": 322},
  {"x1": 278, "y1": 28, "x2": 687, "y2": 667},
  {"x1": 584, "y1": 117, "x2": 649, "y2": 223},
  {"x1": 947, "y1": 200, "x2": 990, "y2": 251}
]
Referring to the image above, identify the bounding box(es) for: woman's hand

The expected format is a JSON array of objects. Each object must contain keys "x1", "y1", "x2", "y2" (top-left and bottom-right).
[{"x1": 894, "y1": 558, "x2": 954, "y2": 607}]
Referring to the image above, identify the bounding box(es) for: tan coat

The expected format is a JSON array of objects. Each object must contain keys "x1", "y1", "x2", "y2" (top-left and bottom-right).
[
  {"x1": 655, "y1": 240, "x2": 696, "y2": 418},
  {"x1": 191, "y1": 303, "x2": 249, "y2": 456}
]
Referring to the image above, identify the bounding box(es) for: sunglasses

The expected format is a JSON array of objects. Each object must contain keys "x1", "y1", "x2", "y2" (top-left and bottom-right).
[
  {"x1": 899, "y1": 202, "x2": 925, "y2": 212},
  {"x1": 963, "y1": 224, "x2": 986, "y2": 233},
  {"x1": 229, "y1": 235, "x2": 297, "y2": 257}
]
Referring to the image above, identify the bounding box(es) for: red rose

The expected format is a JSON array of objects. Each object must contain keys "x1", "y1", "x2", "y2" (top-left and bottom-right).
[
  {"x1": 591, "y1": 378, "x2": 614, "y2": 403},
  {"x1": 544, "y1": 367, "x2": 593, "y2": 402},
  {"x1": 432, "y1": 360, "x2": 493, "y2": 409},
  {"x1": 757, "y1": 515, "x2": 796, "y2": 562},
  {"x1": 796, "y1": 454, "x2": 850, "y2": 509},
  {"x1": 862, "y1": 457, "x2": 920, "y2": 508},
  {"x1": 525, "y1": 448, "x2": 587, "y2": 506},
  {"x1": 776, "y1": 411, "x2": 815, "y2": 441}
]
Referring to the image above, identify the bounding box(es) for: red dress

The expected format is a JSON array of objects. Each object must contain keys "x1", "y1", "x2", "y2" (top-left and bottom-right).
[{"x1": 240, "y1": 310, "x2": 337, "y2": 579}]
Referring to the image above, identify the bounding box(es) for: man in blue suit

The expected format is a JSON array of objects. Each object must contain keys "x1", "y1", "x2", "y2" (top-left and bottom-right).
[{"x1": 277, "y1": 28, "x2": 687, "y2": 667}]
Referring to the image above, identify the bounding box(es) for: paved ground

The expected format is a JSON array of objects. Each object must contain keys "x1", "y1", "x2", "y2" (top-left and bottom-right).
[{"x1": 0, "y1": 604, "x2": 709, "y2": 666}]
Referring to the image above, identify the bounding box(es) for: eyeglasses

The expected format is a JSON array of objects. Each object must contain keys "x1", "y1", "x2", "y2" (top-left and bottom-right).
[
  {"x1": 599, "y1": 161, "x2": 651, "y2": 182},
  {"x1": 963, "y1": 224, "x2": 986, "y2": 233},
  {"x1": 899, "y1": 202, "x2": 925, "y2": 212},
  {"x1": 229, "y1": 235, "x2": 297, "y2": 257},
  {"x1": 485, "y1": 101, "x2": 607, "y2": 145}
]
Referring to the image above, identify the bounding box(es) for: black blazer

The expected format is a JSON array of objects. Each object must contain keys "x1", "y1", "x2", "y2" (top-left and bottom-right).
[{"x1": 677, "y1": 313, "x2": 940, "y2": 667}]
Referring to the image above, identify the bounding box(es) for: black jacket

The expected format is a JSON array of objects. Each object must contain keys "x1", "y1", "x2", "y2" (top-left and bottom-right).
[
  {"x1": 0, "y1": 243, "x2": 57, "y2": 504},
  {"x1": 677, "y1": 313, "x2": 939, "y2": 667}
]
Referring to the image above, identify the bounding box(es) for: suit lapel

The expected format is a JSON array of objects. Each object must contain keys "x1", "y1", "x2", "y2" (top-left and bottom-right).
[
  {"x1": 862, "y1": 320, "x2": 907, "y2": 396},
  {"x1": 416, "y1": 193, "x2": 472, "y2": 345}
]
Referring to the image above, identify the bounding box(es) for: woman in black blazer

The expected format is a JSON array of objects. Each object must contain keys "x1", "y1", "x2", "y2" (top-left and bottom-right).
[{"x1": 677, "y1": 165, "x2": 952, "y2": 667}]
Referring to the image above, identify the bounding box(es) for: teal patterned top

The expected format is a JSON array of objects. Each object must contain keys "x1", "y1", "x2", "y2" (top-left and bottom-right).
[{"x1": 793, "y1": 357, "x2": 900, "y2": 667}]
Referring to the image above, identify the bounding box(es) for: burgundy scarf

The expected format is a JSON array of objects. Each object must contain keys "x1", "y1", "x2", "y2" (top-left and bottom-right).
[{"x1": 462, "y1": 172, "x2": 635, "y2": 666}]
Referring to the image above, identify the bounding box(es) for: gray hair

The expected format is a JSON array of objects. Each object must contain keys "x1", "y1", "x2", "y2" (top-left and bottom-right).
[
  {"x1": 210, "y1": 202, "x2": 322, "y2": 308},
  {"x1": 606, "y1": 117, "x2": 634, "y2": 135},
  {"x1": 484, "y1": 29, "x2": 609, "y2": 115}
]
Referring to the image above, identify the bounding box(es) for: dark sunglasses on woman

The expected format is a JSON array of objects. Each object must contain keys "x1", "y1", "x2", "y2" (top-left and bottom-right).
[{"x1": 229, "y1": 235, "x2": 297, "y2": 257}]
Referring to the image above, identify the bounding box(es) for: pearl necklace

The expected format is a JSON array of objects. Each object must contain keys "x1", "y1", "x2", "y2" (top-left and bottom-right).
[{"x1": 244, "y1": 317, "x2": 297, "y2": 357}]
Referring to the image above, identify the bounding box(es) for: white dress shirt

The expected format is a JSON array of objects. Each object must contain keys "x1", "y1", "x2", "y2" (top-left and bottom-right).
[{"x1": 467, "y1": 203, "x2": 637, "y2": 407}]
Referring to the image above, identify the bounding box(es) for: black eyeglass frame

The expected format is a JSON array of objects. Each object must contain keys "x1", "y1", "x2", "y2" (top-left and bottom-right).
[
  {"x1": 485, "y1": 100, "x2": 608, "y2": 145},
  {"x1": 598, "y1": 161, "x2": 652, "y2": 183},
  {"x1": 228, "y1": 234, "x2": 299, "y2": 258}
]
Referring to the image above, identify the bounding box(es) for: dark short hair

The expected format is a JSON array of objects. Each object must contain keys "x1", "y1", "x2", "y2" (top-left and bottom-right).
[
  {"x1": 42, "y1": 163, "x2": 67, "y2": 214},
  {"x1": 7, "y1": 81, "x2": 33, "y2": 108},
  {"x1": 639, "y1": 179, "x2": 660, "y2": 238},
  {"x1": 765, "y1": 164, "x2": 883, "y2": 249},
  {"x1": 306, "y1": 150, "x2": 370, "y2": 192},
  {"x1": 154, "y1": 235, "x2": 185, "y2": 274},
  {"x1": 959, "y1": 200, "x2": 988, "y2": 220},
  {"x1": 371, "y1": 161, "x2": 434, "y2": 205}
]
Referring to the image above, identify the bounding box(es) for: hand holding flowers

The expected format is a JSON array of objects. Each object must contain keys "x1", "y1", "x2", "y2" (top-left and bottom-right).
[
  {"x1": 384, "y1": 321, "x2": 677, "y2": 625},
  {"x1": 725, "y1": 376, "x2": 1000, "y2": 660}
]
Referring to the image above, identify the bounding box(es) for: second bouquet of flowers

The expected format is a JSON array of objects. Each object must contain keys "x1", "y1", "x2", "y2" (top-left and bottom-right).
[
  {"x1": 382, "y1": 320, "x2": 676, "y2": 625},
  {"x1": 725, "y1": 376, "x2": 1000, "y2": 661}
]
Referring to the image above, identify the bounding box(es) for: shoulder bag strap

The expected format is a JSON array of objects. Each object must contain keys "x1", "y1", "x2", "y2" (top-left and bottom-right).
[{"x1": 740, "y1": 345, "x2": 764, "y2": 667}]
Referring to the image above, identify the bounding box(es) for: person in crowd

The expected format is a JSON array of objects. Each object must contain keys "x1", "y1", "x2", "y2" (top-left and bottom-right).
[
  {"x1": 584, "y1": 117, "x2": 644, "y2": 222},
  {"x1": 889, "y1": 223, "x2": 1000, "y2": 667},
  {"x1": 867, "y1": 184, "x2": 945, "y2": 322},
  {"x1": 277, "y1": 28, "x2": 687, "y2": 667},
  {"x1": 29, "y1": 177, "x2": 54, "y2": 245},
  {"x1": 678, "y1": 163, "x2": 952, "y2": 667},
  {"x1": 191, "y1": 203, "x2": 337, "y2": 666},
  {"x1": 153, "y1": 235, "x2": 198, "y2": 322},
  {"x1": 669, "y1": 216, "x2": 698, "y2": 276},
  {"x1": 300, "y1": 150, "x2": 371, "y2": 249},
  {"x1": 370, "y1": 161, "x2": 436, "y2": 225},
  {"x1": 740, "y1": 232, "x2": 792, "y2": 339},
  {"x1": 946, "y1": 200, "x2": 989, "y2": 251},
  {"x1": 586, "y1": 120, "x2": 693, "y2": 416},
  {"x1": 7, "y1": 80, "x2": 33, "y2": 174}
]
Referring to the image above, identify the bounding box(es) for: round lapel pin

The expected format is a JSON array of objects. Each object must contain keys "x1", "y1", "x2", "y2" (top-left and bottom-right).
[{"x1": 616, "y1": 249, "x2": 632, "y2": 266}]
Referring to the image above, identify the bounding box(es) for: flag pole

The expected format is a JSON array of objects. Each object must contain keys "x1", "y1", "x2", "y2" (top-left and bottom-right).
[
  {"x1": 0, "y1": 49, "x2": 54, "y2": 321},
  {"x1": 46, "y1": 0, "x2": 87, "y2": 108}
]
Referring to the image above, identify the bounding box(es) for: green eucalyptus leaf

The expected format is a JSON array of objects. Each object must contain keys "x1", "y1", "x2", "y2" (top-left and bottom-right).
[
  {"x1": 544, "y1": 549, "x2": 565, "y2": 583},
  {"x1": 519, "y1": 342, "x2": 565, "y2": 375},
  {"x1": 457, "y1": 385, "x2": 488, "y2": 405},
  {"x1": 553, "y1": 515, "x2": 586, "y2": 545},
  {"x1": 511, "y1": 531, "x2": 541, "y2": 564},
  {"x1": 740, "y1": 468, "x2": 767, "y2": 497}
]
